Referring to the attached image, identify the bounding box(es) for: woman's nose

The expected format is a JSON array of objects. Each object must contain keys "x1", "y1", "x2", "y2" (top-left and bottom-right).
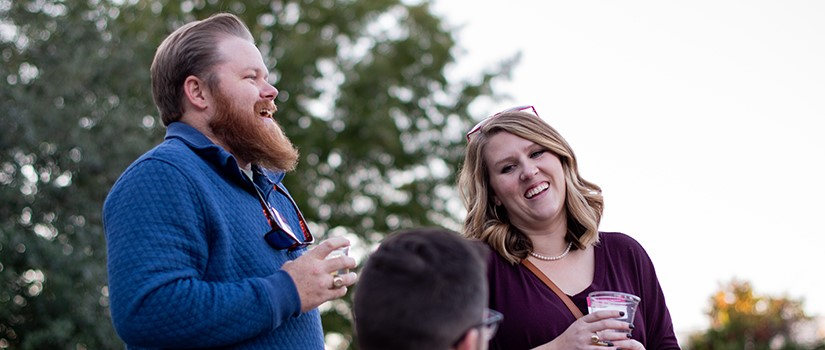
[{"x1": 519, "y1": 163, "x2": 539, "y2": 181}]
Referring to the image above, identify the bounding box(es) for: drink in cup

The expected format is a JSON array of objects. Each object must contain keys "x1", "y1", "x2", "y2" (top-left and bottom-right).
[
  {"x1": 326, "y1": 246, "x2": 349, "y2": 276},
  {"x1": 587, "y1": 291, "x2": 640, "y2": 323}
]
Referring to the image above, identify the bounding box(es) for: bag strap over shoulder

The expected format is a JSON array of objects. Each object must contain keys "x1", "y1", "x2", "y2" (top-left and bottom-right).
[{"x1": 521, "y1": 258, "x2": 584, "y2": 319}]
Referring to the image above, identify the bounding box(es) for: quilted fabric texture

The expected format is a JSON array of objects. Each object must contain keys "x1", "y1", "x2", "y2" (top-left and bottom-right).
[{"x1": 103, "y1": 122, "x2": 322, "y2": 349}]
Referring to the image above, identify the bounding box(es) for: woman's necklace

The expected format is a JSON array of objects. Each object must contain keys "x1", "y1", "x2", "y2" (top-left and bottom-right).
[{"x1": 529, "y1": 241, "x2": 573, "y2": 261}]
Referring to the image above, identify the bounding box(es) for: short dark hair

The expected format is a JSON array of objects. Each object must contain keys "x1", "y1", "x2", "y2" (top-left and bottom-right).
[
  {"x1": 150, "y1": 13, "x2": 254, "y2": 126},
  {"x1": 354, "y1": 228, "x2": 488, "y2": 350}
]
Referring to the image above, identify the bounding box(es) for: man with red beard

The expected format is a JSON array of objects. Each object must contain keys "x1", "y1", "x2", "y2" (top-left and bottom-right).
[{"x1": 103, "y1": 13, "x2": 356, "y2": 349}]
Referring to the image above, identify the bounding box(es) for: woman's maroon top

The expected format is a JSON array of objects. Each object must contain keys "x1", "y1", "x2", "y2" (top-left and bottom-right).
[{"x1": 487, "y1": 232, "x2": 681, "y2": 349}]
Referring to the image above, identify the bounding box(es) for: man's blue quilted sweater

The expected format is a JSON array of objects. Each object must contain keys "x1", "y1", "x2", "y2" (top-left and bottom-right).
[{"x1": 103, "y1": 122, "x2": 323, "y2": 349}]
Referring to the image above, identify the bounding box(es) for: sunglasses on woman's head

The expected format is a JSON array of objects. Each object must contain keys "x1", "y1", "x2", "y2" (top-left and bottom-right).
[{"x1": 465, "y1": 105, "x2": 540, "y2": 141}]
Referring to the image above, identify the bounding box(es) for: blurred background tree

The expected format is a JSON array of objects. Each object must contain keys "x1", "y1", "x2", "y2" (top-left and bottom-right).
[
  {"x1": 687, "y1": 279, "x2": 825, "y2": 350},
  {"x1": 1, "y1": 0, "x2": 513, "y2": 348}
]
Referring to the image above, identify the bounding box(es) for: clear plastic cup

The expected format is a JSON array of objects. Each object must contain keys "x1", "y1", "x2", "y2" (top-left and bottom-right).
[
  {"x1": 587, "y1": 291, "x2": 640, "y2": 323},
  {"x1": 326, "y1": 246, "x2": 349, "y2": 276}
]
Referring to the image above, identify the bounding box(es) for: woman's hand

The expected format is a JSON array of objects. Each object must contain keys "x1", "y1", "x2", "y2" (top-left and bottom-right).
[
  {"x1": 596, "y1": 329, "x2": 645, "y2": 350},
  {"x1": 606, "y1": 337, "x2": 645, "y2": 349},
  {"x1": 533, "y1": 310, "x2": 639, "y2": 350}
]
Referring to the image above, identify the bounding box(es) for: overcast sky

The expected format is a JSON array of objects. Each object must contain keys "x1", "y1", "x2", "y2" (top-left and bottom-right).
[{"x1": 432, "y1": 0, "x2": 825, "y2": 340}]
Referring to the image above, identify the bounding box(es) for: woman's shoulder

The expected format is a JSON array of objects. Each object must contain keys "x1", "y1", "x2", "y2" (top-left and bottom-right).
[
  {"x1": 597, "y1": 231, "x2": 656, "y2": 268},
  {"x1": 599, "y1": 231, "x2": 636, "y2": 243},
  {"x1": 481, "y1": 243, "x2": 523, "y2": 272},
  {"x1": 597, "y1": 231, "x2": 647, "y2": 253},
  {"x1": 484, "y1": 245, "x2": 508, "y2": 265}
]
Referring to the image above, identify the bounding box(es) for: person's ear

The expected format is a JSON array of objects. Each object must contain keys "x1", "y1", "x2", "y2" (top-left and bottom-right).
[
  {"x1": 493, "y1": 195, "x2": 502, "y2": 207},
  {"x1": 183, "y1": 75, "x2": 211, "y2": 111},
  {"x1": 453, "y1": 328, "x2": 480, "y2": 350}
]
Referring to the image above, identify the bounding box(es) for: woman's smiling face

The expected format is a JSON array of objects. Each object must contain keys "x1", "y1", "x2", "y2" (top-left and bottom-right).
[{"x1": 483, "y1": 131, "x2": 567, "y2": 232}]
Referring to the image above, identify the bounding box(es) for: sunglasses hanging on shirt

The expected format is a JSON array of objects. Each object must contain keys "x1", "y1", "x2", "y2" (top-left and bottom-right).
[{"x1": 251, "y1": 183, "x2": 314, "y2": 250}]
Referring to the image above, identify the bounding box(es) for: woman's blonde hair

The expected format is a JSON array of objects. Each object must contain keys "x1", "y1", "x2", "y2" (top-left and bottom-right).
[{"x1": 458, "y1": 111, "x2": 604, "y2": 264}]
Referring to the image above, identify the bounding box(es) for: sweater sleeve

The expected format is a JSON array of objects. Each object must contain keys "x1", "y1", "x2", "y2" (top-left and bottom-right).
[
  {"x1": 103, "y1": 158, "x2": 301, "y2": 348},
  {"x1": 630, "y1": 239, "x2": 681, "y2": 349}
]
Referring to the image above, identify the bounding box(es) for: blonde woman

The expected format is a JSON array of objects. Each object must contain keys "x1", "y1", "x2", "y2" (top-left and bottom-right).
[{"x1": 458, "y1": 106, "x2": 680, "y2": 349}]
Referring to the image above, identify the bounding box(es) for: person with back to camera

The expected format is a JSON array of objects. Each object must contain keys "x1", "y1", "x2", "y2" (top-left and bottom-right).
[
  {"x1": 353, "y1": 227, "x2": 503, "y2": 350},
  {"x1": 103, "y1": 13, "x2": 357, "y2": 349},
  {"x1": 457, "y1": 105, "x2": 681, "y2": 349}
]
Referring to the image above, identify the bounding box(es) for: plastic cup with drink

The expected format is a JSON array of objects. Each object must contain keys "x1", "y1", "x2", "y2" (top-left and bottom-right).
[
  {"x1": 326, "y1": 246, "x2": 349, "y2": 277},
  {"x1": 587, "y1": 291, "x2": 640, "y2": 324}
]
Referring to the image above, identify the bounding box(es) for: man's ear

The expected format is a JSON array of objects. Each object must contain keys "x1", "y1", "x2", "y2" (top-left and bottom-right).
[
  {"x1": 453, "y1": 328, "x2": 480, "y2": 350},
  {"x1": 183, "y1": 75, "x2": 211, "y2": 111}
]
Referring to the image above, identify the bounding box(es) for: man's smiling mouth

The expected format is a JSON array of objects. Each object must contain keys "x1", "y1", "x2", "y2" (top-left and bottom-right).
[{"x1": 255, "y1": 101, "x2": 277, "y2": 119}]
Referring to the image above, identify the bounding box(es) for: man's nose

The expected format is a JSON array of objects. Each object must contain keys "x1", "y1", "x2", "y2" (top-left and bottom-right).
[{"x1": 261, "y1": 82, "x2": 278, "y2": 100}]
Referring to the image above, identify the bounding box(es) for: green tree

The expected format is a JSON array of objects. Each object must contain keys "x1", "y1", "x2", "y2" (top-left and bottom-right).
[
  {"x1": 1, "y1": 0, "x2": 513, "y2": 348},
  {"x1": 1, "y1": 0, "x2": 160, "y2": 348},
  {"x1": 688, "y1": 279, "x2": 825, "y2": 350}
]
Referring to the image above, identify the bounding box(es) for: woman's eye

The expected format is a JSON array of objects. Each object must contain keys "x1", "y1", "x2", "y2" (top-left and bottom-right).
[
  {"x1": 530, "y1": 150, "x2": 545, "y2": 158},
  {"x1": 501, "y1": 165, "x2": 515, "y2": 174}
]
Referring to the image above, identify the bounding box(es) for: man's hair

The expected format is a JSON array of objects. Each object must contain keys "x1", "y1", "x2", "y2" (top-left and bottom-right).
[
  {"x1": 150, "y1": 13, "x2": 254, "y2": 126},
  {"x1": 354, "y1": 228, "x2": 488, "y2": 350},
  {"x1": 457, "y1": 111, "x2": 604, "y2": 264}
]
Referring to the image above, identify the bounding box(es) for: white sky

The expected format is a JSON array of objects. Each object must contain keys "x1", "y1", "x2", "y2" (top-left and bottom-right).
[{"x1": 432, "y1": 0, "x2": 825, "y2": 341}]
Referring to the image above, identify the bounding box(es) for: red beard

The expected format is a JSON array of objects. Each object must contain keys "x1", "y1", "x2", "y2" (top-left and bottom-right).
[{"x1": 208, "y1": 89, "x2": 299, "y2": 172}]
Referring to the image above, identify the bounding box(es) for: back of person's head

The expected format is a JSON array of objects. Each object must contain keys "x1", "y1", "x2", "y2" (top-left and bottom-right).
[
  {"x1": 151, "y1": 13, "x2": 254, "y2": 126},
  {"x1": 354, "y1": 228, "x2": 488, "y2": 350}
]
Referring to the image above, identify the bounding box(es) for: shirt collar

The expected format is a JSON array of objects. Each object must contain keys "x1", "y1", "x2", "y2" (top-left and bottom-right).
[{"x1": 164, "y1": 122, "x2": 286, "y2": 185}]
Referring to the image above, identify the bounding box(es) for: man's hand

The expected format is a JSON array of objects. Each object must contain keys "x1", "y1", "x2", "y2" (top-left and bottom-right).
[{"x1": 281, "y1": 237, "x2": 358, "y2": 312}]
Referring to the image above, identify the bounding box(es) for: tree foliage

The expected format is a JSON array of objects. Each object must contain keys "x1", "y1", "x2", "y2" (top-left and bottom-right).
[
  {"x1": 1, "y1": 0, "x2": 512, "y2": 348},
  {"x1": 688, "y1": 279, "x2": 825, "y2": 350}
]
